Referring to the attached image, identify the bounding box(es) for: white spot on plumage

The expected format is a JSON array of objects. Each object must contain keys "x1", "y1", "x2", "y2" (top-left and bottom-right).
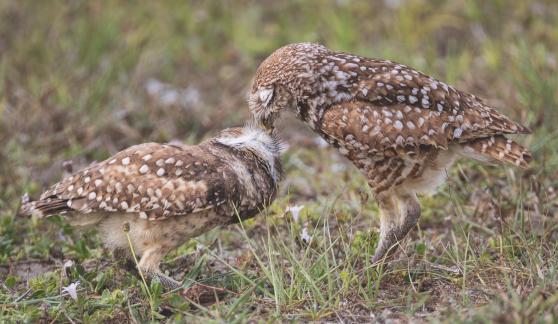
[{"x1": 139, "y1": 165, "x2": 149, "y2": 174}]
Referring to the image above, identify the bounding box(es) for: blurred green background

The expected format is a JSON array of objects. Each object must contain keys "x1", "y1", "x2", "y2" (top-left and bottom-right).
[{"x1": 1, "y1": 0, "x2": 557, "y2": 322}]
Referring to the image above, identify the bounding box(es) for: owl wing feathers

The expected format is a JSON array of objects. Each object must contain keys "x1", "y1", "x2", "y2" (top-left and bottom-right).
[
  {"x1": 329, "y1": 55, "x2": 530, "y2": 138},
  {"x1": 25, "y1": 143, "x2": 237, "y2": 220},
  {"x1": 320, "y1": 100, "x2": 532, "y2": 167},
  {"x1": 321, "y1": 101, "x2": 453, "y2": 152}
]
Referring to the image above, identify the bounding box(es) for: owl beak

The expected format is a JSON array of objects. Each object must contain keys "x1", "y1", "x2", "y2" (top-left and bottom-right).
[
  {"x1": 258, "y1": 114, "x2": 275, "y2": 133},
  {"x1": 261, "y1": 119, "x2": 275, "y2": 133}
]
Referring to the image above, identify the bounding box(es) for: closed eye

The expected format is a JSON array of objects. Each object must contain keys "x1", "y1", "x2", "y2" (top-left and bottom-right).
[{"x1": 258, "y1": 88, "x2": 274, "y2": 107}]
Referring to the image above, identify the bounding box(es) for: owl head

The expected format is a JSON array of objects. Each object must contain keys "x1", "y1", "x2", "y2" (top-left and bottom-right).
[
  {"x1": 248, "y1": 43, "x2": 328, "y2": 131},
  {"x1": 216, "y1": 124, "x2": 284, "y2": 183}
]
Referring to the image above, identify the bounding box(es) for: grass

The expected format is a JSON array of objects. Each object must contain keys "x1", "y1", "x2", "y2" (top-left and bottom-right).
[{"x1": 1, "y1": 0, "x2": 558, "y2": 322}]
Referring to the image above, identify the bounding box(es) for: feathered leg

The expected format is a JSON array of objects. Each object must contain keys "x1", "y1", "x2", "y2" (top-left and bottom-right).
[{"x1": 372, "y1": 191, "x2": 420, "y2": 264}]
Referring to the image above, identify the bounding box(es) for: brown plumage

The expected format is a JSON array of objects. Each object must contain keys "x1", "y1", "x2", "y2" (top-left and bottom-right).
[
  {"x1": 21, "y1": 125, "x2": 283, "y2": 288},
  {"x1": 249, "y1": 43, "x2": 531, "y2": 263}
]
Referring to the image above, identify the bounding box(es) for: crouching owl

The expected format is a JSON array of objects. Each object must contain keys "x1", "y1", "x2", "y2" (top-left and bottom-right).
[{"x1": 21, "y1": 125, "x2": 283, "y2": 289}]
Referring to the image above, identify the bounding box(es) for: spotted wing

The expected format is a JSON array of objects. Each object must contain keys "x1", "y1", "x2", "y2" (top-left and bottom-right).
[
  {"x1": 29, "y1": 143, "x2": 235, "y2": 220},
  {"x1": 319, "y1": 100, "x2": 532, "y2": 168},
  {"x1": 320, "y1": 101, "x2": 523, "y2": 152},
  {"x1": 321, "y1": 53, "x2": 530, "y2": 138}
]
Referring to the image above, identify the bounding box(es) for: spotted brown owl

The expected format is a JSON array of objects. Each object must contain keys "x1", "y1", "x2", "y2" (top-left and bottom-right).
[
  {"x1": 21, "y1": 125, "x2": 283, "y2": 288},
  {"x1": 249, "y1": 43, "x2": 531, "y2": 263}
]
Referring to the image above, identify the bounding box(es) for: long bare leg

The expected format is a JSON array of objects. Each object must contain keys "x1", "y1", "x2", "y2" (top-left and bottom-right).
[{"x1": 372, "y1": 191, "x2": 420, "y2": 264}]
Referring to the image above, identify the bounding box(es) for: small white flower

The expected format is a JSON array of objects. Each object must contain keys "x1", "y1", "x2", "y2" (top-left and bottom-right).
[
  {"x1": 196, "y1": 243, "x2": 205, "y2": 252},
  {"x1": 286, "y1": 205, "x2": 305, "y2": 222},
  {"x1": 301, "y1": 227, "x2": 312, "y2": 243},
  {"x1": 62, "y1": 281, "x2": 80, "y2": 301}
]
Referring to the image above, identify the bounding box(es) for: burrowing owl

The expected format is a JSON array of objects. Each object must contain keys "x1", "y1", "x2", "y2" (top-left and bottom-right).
[
  {"x1": 249, "y1": 43, "x2": 531, "y2": 263},
  {"x1": 21, "y1": 125, "x2": 283, "y2": 288}
]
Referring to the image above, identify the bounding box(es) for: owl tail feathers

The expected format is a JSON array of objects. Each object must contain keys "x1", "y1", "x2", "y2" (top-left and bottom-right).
[
  {"x1": 19, "y1": 194, "x2": 70, "y2": 218},
  {"x1": 460, "y1": 135, "x2": 532, "y2": 169}
]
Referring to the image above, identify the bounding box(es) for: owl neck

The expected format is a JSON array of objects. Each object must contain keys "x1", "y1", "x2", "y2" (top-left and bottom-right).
[{"x1": 289, "y1": 58, "x2": 355, "y2": 129}]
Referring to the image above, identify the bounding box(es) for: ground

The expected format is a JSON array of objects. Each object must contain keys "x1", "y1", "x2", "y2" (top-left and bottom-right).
[{"x1": 1, "y1": 0, "x2": 557, "y2": 322}]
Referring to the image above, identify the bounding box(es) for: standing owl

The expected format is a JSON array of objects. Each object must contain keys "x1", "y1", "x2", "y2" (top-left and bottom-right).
[
  {"x1": 21, "y1": 125, "x2": 283, "y2": 289},
  {"x1": 249, "y1": 43, "x2": 531, "y2": 263}
]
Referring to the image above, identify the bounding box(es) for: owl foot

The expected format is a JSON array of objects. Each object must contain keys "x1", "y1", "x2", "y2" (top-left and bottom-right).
[{"x1": 143, "y1": 269, "x2": 183, "y2": 291}]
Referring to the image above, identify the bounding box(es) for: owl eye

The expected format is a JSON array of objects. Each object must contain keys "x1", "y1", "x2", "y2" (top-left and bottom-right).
[{"x1": 258, "y1": 88, "x2": 274, "y2": 107}]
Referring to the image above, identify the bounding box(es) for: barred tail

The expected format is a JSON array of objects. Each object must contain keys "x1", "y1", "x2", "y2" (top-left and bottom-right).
[
  {"x1": 19, "y1": 196, "x2": 71, "y2": 218},
  {"x1": 460, "y1": 135, "x2": 532, "y2": 168}
]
